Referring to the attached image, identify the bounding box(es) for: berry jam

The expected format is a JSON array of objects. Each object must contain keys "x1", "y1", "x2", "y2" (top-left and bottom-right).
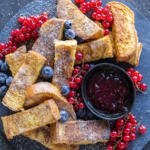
[{"x1": 87, "y1": 69, "x2": 131, "y2": 113}]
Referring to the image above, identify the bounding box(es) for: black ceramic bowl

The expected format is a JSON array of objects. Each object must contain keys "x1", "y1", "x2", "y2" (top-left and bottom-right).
[{"x1": 81, "y1": 63, "x2": 135, "y2": 120}]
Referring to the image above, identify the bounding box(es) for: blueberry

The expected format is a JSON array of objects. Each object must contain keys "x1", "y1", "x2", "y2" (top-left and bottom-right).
[
  {"x1": 61, "y1": 85, "x2": 70, "y2": 96},
  {"x1": 0, "y1": 86, "x2": 7, "y2": 98},
  {"x1": 6, "y1": 76, "x2": 13, "y2": 86},
  {"x1": 41, "y1": 66, "x2": 53, "y2": 80},
  {"x1": 65, "y1": 20, "x2": 72, "y2": 29},
  {"x1": 1, "y1": 62, "x2": 9, "y2": 72},
  {"x1": 65, "y1": 29, "x2": 76, "y2": 39},
  {"x1": 60, "y1": 110, "x2": 69, "y2": 123},
  {"x1": 0, "y1": 73, "x2": 7, "y2": 85}
]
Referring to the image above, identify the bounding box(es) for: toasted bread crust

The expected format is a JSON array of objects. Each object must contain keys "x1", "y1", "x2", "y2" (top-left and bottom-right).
[
  {"x1": 2, "y1": 51, "x2": 46, "y2": 111},
  {"x1": 52, "y1": 40, "x2": 77, "y2": 88},
  {"x1": 75, "y1": 35, "x2": 114, "y2": 64},
  {"x1": 1, "y1": 100, "x2": 60, "y2": 139},
  {"x1": 51, "y1": 120, "x2": 110, "y2": 145},
  {"x1": 24, "y1": 126, "x2": 79, "y2": 150},
  {"x1": 57, "y1": 0, "x2": 103, "y2": 40},
  {"x1": 109, "y1": 1, "x2": 137, "y2": 61},
  {"x1": 5, "y1": 45, "x2": 27, "y2": 76},
  {"x1": 25, "y1": 82, "x2": 76, "y2": 120},
  {"x1": 32, "y1": 18, "x2": 65, "y2": 66}
]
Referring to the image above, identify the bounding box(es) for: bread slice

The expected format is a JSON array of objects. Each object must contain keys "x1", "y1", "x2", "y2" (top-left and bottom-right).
[
  {"x1": 1, "y1": 100, "x2": 60, "y2": 139},
  {"x1": 52, "y1": 40, "x2": 77, "y2": 89},
  {"x1": 50, "y1": 120, "x2": 110, "y2": 145},
  {"x1": 5, "y1": 45, "x2": 27, "y2": 76},
  {"x1": 23, "y1": 126, "x2": 79, "y2": 150},
  {"x1": 24, "y1": 82, "x2": 76, "y2": 120},
  {"x1": 108, "y1": 1, "x2": 138, "y2": 61},
  {"x1": 57, "y1": 0, "x2": 103, "y2": 40},
  {"x1": 2, "y1": 51, "x2": 46, "y2": 111},
  {"x1": 32, "y1": 18, "x2": 65, "y2": 66},
  {"x1": 75, "y1": 35, "x2": 114, "y2": 64}
]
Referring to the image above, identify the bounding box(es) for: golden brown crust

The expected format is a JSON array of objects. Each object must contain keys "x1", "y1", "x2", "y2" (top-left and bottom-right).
[
  {"x1": 25, "y1": 82, "x2": 76, "y2": 120},
  {"x1": 5, "y1": 45, "x2": 27, "y2": 76},
  {"x1": 57, "y1": 0, "x2": 103, "y2": 40},
  {"x1": 52, "y1": 40, "x2": 77, "y2": 88},
  {"x1": 32, "y1": 18, "x2": 65, "y2": 66},
  {"x1": 75, "y1": 35, "x2": 114, "y2": 64},
  {"x1": 23, "y1": 126, "x2": 79, "y2": 150},
  {"x1": 1, "y1": 100, "x2": 60, "y2": 139},
  {"x1": 108, "y1": 1, "x2": 137, "y2": 61},
  {"x1": 50, "y1": 120, "x2": 110, "y2": 145},
  {"x1": 2, "y1": 51, "x2": 46, "y2": 111}
]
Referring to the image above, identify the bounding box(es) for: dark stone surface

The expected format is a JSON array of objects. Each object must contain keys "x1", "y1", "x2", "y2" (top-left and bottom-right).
[{"x1": 0, "y1": 0, "x2": 150, "y2": 150}]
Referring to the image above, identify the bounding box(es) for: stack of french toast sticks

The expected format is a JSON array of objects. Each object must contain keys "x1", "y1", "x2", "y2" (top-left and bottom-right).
[{"x1": 1, "y1": 0, "x2": 142, "y2": 149}]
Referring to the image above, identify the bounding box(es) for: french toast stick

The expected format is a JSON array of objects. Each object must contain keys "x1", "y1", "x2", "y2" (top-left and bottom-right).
[
  {"x1": 52, "y1": 40, "x2": 77, "y2": 89},
  {"x1": 32, "y1": 18, "x2": 65, "y2": 66},
  {"x1": 5, "y1": 45, "x2": 27, "y2": 76},
  {"x1": 24, "y1": 82, "x2": 76, "y2": 120},
  {"x1": 128, "y1": 43, "x2": 142, "y2": 66},
  {"x1": 57, "y1": 0, "x2": 103, "y2": 40},
  {"x1": 1, "y1": 100, "x2": 60, "y2": 139},
  {"x1": 51, "y1": 120, "x2": 110, "y2": 145},
  {"x1": 24, "y1": 126, "x2": 79, "y2": 150},
  {"x1": 2, "y1": 51, "x2": 46, "y2": 111},
  {"x1": 108, "y1": 1, "x2": 138, "y2": 61},
  {"x1": 75, "y1": 35, "x2": 114, "y2": 64}
]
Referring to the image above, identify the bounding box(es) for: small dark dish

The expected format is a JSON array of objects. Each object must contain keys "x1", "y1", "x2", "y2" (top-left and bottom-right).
[{"x1": 81, "y1": 63, "x2": 135, "y2": 120}]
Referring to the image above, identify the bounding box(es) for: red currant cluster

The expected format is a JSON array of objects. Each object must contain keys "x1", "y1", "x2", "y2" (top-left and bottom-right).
[
  {"x1": 107, "y1": 113, "x2": 146, "y2": 150},
  {"x1": 75, "y1": 0, "x2": 113, "y2": 35},
  {"x1": 0, "y1": 12, "x2": 49, "y2": 59},
  {"x1": 127, "y1": 68, "x2": 147, "y2": 92},
  {"x1": 68, "y1": 63, "x2": 91, "y2": 110}
]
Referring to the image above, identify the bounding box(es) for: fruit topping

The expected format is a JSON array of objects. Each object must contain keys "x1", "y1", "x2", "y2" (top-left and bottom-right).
[
  {"x1": 64, "y1": 20, "x2": 72, "y2": 29},
  {"x1": 87, "y1": 69, "x2": 131, "y2": 113},
  {"x1": 75, "y1": 0, "x2": 113, "y2": 35},
  {"x1": 107, "y1": 113, "x2": 146, "y2": 149},
  {"x1": 64, "y1": 29, "x2": 76, "y2": 39},
  {"x1": 59, "y1": 110, "x2": 69, "y2": 123},
  {"x1": 6, "y1": 76, "x2": 13, "y2": 86},
  {"x1": 138, "y1": 125, "x2": 147, "y2": 134},
  {"x1": 75, "y1": 52, "x2": 83, "y2": 61},
  {"x1": 0, "y1": 12, "x2": 49, "y2": 59},
  {"x1": 1, "y1": 62, "x2": 9, "y2": 72},
  {"x1": 41, "y1": 66, "x2": 54, "y2": 80},
  {"x1": 61, "y1": 85, "x2": 70, "y2": 96},
  {"x1": 0, "y1": 73, "x2": 7, "y2": 85},
  {"x1": 127, "y1": 68, "x2": 147, "y2": 92}
]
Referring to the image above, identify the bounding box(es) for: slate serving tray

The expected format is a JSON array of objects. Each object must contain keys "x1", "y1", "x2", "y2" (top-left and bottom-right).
[{"x1": 0, "y1": 0, "x2": 150, "y2": 150}]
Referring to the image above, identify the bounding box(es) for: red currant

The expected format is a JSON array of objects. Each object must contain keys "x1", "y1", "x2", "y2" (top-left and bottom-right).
[
  {"x1": 116, "y1": 119, "x2": 124, "y2": 127},
  {"x1": 92, "y1": 12, "x2": 97, "y2": 19},
  {"x1": 96, "y1": 14, "x2": 101, "y2": 21},
  {"x1": 18, "y1": 16, "x2": 25, "y2": 24},
  {"x1": 106, "y1": 15, "x2": 113, "y2": 22},
  {"x1": 73, "y1": 68, "x2": 79, "y2": 74},
  {"x1": 140, "y1": 83, "x2": 147, "y2": 91},
  {"x1": 137, "y1": 74, "x2": 143, "y2": 82},
  {"x1": 79, "y1": 102, "x2": 85, "y2": 109},
  {"x1": 68, "y1": 91, "x2": 76, "y2": 97},
  {"x1": 102, "y1": 7, "x2": 109, "y2": 15},
  {"x1": 76, "y1": 52, "x2": 83, "y2": 61},
  {"x1": 110, "y1": 131, "x2": 118, "y2": 138},
  {"x1": 83, "y1": 64, "x2": 90, "y2": 70},
  {"x1": 68, "y1": 97, "x2": 75, "y2": 104},
  {"x1": 107, "y1": 145, "x2": 113, "y2": 150},
  {"x1": 123, "y1": 128, "x2": 130, "y2": 135},
  {"x1": 69, "y1": 81, "x2": 78, "y2": 89},
  {"x1": 138, "y1": 125, "x2": 146, "y2": 134},
  {"x1": 132, "y1": 76, "x2": 138, "y2": 83},
  {"x1": 75, "y1": 77, "x2": 82, "y2": 84},
  {"x1": 118, "y1": 142, "x2": 125, "y2": 149},
  {"x1": 102, "y1": 21, "x2": 110, "y2": 29},
  {"x1": 123, "y1": 135, "x2": 130, "y2": 142},
  {"x1": 96, "y1": 0, "x2": 102, "y2": 7},
  {"x1": 89, "y1": 0, "x2": 96, "y2": 8},
  {"x1": 80, "y1": 6, "x2": 87, "y2": 14},
  {"x1": 104, "y1": 29, "x2": 110, "y2": 35},
  {"x1": 130, "y1": 133, "x2": 136, "y2": 140}
]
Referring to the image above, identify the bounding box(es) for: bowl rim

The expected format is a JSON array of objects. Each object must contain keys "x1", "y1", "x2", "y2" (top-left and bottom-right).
[{"x1": 81, "y1": 63, "x2": 136, "y2": 121}]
